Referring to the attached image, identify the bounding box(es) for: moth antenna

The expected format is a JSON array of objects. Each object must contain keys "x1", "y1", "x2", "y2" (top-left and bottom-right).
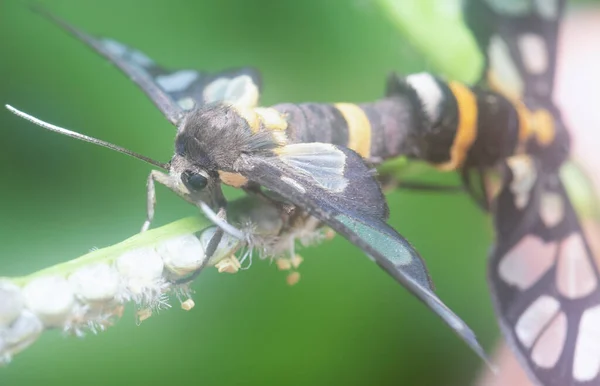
[{"x1": 5, "y1": 105, "x2": 168, "y2": 169}]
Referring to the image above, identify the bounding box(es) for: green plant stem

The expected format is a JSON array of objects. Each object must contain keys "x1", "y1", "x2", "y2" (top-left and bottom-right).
[
  {"x1": 375, "y1": 0, "x2": 482, "y2": 82},
  {"x1": 7, "y1": 216, "x2": 212, "y2": 287}
]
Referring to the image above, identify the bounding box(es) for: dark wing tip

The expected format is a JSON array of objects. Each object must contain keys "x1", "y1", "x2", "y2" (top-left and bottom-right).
[{"x1": 402, "y1": 272, "x2": 493, "y2": 368}]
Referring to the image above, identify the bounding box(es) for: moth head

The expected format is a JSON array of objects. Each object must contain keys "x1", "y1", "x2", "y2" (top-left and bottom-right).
[
  {"x1": 168, "y1": 153, "x2": 225, "y2": 209},
  {"x1": 5, "y1": 104, "x2": 229, "y2": 209}
]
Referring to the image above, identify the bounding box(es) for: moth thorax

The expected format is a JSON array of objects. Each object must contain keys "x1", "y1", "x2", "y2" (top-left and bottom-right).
[{"x1": 175, "y1": 103, "x2": 259, "y2": 170}]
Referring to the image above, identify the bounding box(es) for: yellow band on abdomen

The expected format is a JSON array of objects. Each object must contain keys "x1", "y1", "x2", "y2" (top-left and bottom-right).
[
  {"x1": 436, "y1": 82, "x2": 479, "y2": 171},
  {"x1": 334, "y1": 103, "x2": 372, "y2": 158}
]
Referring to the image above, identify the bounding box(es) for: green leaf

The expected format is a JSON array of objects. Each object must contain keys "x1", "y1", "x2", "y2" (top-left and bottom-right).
[{"x1": 375, "y1": 0, "x2": 482, "y2": 82}]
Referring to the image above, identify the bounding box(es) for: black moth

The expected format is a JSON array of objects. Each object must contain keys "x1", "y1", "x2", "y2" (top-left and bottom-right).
[{"x1": 5, "y1": 5, "x2": 490, "y2": 365}]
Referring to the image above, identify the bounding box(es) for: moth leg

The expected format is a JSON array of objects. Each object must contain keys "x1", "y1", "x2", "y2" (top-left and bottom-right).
[
  {"x1": 394, "y1": 181, "x2": 464, "y2": 192},
  {"x1": 378, "y1": 173, "x2": 464, "y2": 194},
  {"x1": 203, "y1": 209, "x2": 226, "y2": 262},
  {"x1": 141, "y1": 170, "x2": 177, "y2": 232},
  {"x1": 460, "y1": 167, "x2": 491, "y2": 212},
  {"x1": 242, "y1": 183, "x2": 273, "y2": 203}
]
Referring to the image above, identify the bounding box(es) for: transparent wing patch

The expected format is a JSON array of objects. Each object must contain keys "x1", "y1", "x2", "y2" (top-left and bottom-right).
[
  {"x1": 278, "y1": 143, "x2": 349, "y2": 193},
  {"x1": 489, "y1": 158, "x2": 600, "y2": 385},
  {"x1": 463, "y1": 0, "x2": 566, "y2": 106}
]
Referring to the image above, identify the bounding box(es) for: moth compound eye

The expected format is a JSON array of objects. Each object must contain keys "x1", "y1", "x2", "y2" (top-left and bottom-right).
[{"x1": 182, "y1": 170, "x2": 208, "y2": 191}]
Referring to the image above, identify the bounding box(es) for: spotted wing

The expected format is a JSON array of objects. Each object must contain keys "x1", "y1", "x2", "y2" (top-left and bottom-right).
[
  {"x1": 33, "y1": 6, "x2": 262, "y2": 126},
  {"x1": 238, "y1": 143, "x2": 489, "y2": 363},
  {"x1": 463, "y1": 0, "x2": 565, "y2": 108},
  {"x1": 489, "y1": 156, "x2": 600, "y2": 385}
]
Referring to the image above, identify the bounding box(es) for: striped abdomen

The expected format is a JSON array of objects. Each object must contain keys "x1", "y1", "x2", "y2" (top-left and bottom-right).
[
  {"x1": 381, "y1": 72, "x2": 568, "y2": 171},
  {"x1": 266, "y1": 72, "x2": 566, "y2": 173},
  {"x1": 271, "y1": 98, "x2": 419, "y2": 164}
]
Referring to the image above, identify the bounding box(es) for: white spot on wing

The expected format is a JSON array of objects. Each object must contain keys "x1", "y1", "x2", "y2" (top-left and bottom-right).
[
  {"x1": 129, "y1": 50, "x2": 154, "y2": 67},
  {"x1": 156, "y1": 70, "x2": 199, "y2": 93},
  {"x1": 574, "y1": 306, "x2": 600, "y2": 381},
  {"x1": 203, "y1": 78, "x2": 229, "y2": 103},
  {"x1": 177, "y1": 97, "x2": 195, "y2": 110},
  {"x1": 224, "y1": 75, "x2": 259, "y2": 108},
  {"x1": 279, "y1": 143, "x2": 348, "y2": 193},
  {"x1": 531, "y1": 312, "x2": 567, "y2": 368},
  {"x1": 203, "y1": 75, "x2": 259, "y2": 108},
  {"x1": 499, "y1": 235, "x2": 557, "y2": 290},
  {"x1": 515, "y1": 295, "x2": 560, "y2": 348},
  {"x1": 102, "y1": 39, "x2": 127, "y2": 56},
  {"x1": 518, "y1": 33, "x2": 548, "y2": 74},
  {"x1": 488, "y1": 35, "x2": 524, "y2": 100},
  {"x1": 406, "y1": 73, "x2": 444, "y2": 122},
  {"x1": 534, "y1": 0, "x2": 559, "y2": 20},
  {"x1": 507, "y1": 156, "x2": 537, "y2": 209},
  {"x1": 540, "y1": 191, "x2": 564, "y2": 228},
  {"x1": 280, "y1": 176, "x2": 306, "y2": 193},
  {"x1": 556, "y1": 233, "x2": 597, "y2": 298}
]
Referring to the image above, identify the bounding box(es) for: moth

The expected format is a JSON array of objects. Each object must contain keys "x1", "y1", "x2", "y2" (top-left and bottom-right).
[
  {"x1": 462, "y1": 0, "x2": 600, "y2": 384},
  {"x1": 5, "y1": 6, "x2": 489, "y2": 363},
  {"x1": 364, "y1": 0, "x2": 600, "y2": 383}
]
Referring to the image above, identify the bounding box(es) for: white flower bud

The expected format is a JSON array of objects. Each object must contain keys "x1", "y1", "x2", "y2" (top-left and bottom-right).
[
  {"x1": 0, "y1": 281, "x2": 24, "y2": 328},
  {"x1": 156, "y1": 234, "x2": 205, "y2": 276},
  {"x1": 68, "y1": 263, "x2": 120, "y2": 303},
  {"x1": 0, "y1": 310, "x2": 43, "y2": 364},
  {"x1": 116, "y1": 247, "x2": 164, "y2": 296},
  {"x1": 23, "y1": 276, "x2": 74, "y2": 327}
]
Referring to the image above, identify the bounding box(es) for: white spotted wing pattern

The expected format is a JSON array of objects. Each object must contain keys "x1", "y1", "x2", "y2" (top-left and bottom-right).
[
  {"x1": 465, "y1": 0, "x2": 600, "y2": 384},
  {"x1": 32, "y1": 6, "x2": 262, "y2": 126},
  {"x1": 465, "y1": 0, "x2": 564, "y2": 106},
  {"x1": 491, "y1": 158, "x2": 600, "y2": 385}
]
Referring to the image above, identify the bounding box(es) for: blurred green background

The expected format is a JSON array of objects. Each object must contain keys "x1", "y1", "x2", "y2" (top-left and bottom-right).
[{"x1": 0, "y1": 0, "x2": 572, "y2": 385}]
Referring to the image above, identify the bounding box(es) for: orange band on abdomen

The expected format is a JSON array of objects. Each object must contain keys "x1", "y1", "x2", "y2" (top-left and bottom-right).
[{"x1": 435, "y1": 82, "x2": 478, "y2": 171}]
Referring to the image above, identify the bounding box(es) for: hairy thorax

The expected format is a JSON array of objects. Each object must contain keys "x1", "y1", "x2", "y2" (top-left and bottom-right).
[{"x1": 175, "y1": 103, "x2": 260, "y2": 170}]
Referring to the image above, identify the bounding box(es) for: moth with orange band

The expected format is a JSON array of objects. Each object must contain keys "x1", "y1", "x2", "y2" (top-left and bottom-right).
[
  {"x1": 4, "y1": 6, "x2": 492, "y2": 364},
  {"x1": 278, "y1": 1, "x2": 600, "y2": 383},
  {"x1": 375, "y1": 1, "x2": 600, "y2": 384}
]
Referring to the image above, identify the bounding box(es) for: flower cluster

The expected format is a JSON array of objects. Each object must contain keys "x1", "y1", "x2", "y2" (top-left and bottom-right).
[{"x1": 0, "y1": 196, "x2": 329, "y2": 365}]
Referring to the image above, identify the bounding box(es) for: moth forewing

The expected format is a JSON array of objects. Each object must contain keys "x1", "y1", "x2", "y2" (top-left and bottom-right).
[
  {"x1": 236, "y1": 144, "x2": 491, "y2": 364},
  {"x1": 31, "y1": 5, "x2": 263, "y2": 124}
]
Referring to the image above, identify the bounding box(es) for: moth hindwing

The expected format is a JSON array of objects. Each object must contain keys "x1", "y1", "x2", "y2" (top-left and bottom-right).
[{"x1": 464, "y1": 1, "x2": 600, "y2": 384}]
